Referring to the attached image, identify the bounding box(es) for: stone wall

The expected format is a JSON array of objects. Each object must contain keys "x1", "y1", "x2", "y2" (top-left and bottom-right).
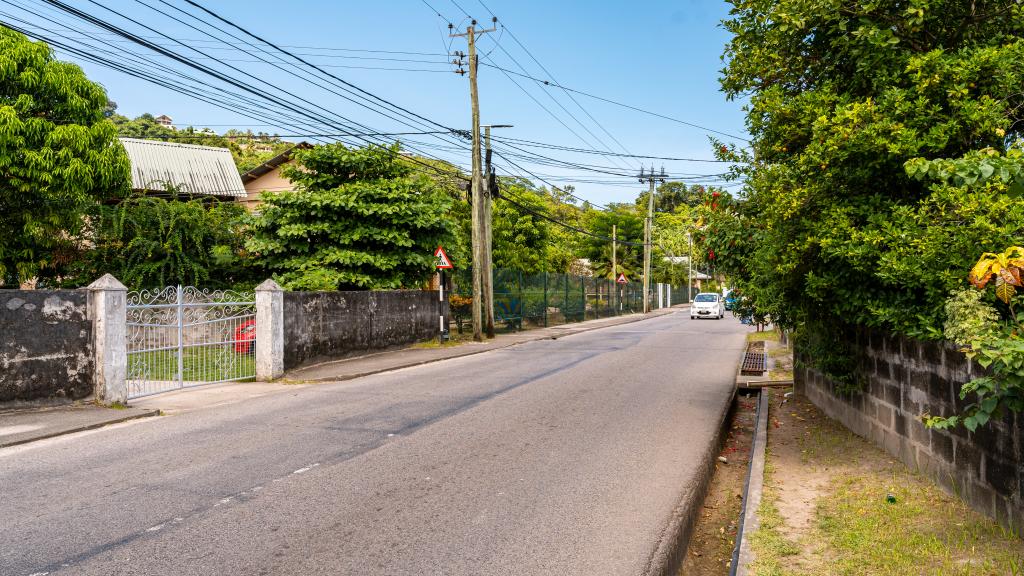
[
  {"x1": 795, "y1": 330, "x2": 1022, "y2": 529},
  {"x1": 283, "y1": 290, "x2": 443, "y2": 370},
  {"x1": 0, "y1": 290, "x2": 93, "y2": 403}
]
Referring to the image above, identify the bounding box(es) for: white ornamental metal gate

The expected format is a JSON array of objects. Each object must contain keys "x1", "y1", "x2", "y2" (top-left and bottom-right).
[{"x1": 126, "y1": 286, "x2": 256, "y2": 399}]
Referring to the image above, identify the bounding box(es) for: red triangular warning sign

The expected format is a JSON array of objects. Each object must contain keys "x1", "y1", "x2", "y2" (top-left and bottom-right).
[
  {"x1": 616, "y1": 273, "x2": 628, "y2": 284},
  {"x1": 434, "y1": 246, "x2": 453, "y2": 269}
]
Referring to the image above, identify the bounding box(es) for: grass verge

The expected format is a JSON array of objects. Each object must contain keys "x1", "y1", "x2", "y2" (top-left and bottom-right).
[
  {"x1": 747, "y1": 329, "x2": 782, "y2": 343},
  {"x1": 747, "y1": 388, "x2": 1024, "y2": 575}
]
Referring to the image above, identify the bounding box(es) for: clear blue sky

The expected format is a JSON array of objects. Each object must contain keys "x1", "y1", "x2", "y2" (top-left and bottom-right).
[{"x1": 8, "y1": 0, "x2": 747, "y2": 206}]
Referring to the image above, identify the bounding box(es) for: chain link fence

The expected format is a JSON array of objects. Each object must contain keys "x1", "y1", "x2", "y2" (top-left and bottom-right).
[{"x1": 450, "y1": 268, "x2": 692, "y2": 334}]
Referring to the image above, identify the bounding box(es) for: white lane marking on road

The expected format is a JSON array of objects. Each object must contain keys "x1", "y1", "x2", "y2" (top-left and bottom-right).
[
  {"x1": 292, "y1": 462, "x2": 320, "y2": 474},
  {"x1": 146, "y1": 524, "x2": 165, "y2": 532}
]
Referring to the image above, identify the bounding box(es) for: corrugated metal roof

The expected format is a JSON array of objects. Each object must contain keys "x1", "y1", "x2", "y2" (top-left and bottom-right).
[
  {"x1": 241, "y1": 142, "x2": 311, "y2": 183},
  {"x1": 119, "y1": 138, "x2": 246, "y2": 198}
]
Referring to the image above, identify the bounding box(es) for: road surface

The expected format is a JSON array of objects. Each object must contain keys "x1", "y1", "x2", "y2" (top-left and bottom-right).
[{"x1": 0, "y1": 312, "x2": 746, "y2": 576}]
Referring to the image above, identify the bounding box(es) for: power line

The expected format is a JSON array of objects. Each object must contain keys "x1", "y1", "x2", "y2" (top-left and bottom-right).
[
  {"x1": 499, "y1": 192, "x2": 644, "y2": 246},
  {"x1": 182, "y1": 0, "x2": 458, "y2": 134},
  {"x1": 1, "y1": 11, "x2": 344, "y2": 145},
  {"x1": 448, "y1": 0, "x2": 474, "y2": 20},
  {"x1": 14, "y1": 23, "x2": 451, "y2": 55},
  {"x1": 33, "y1": 0, "x2": 471, "y2": 181},
  {"x1": 23, "y1": 32, "x2": 453, "y2": 62},
  {"x1": 144, "y1": 0, "x2": 454, "y2": 142},
  {"x1": 133, "y1": 0, "x2": 473, "y2": 171},
  {"x1": 134, "y1": 130, "x2": 460, "y2": 140},
  {"x1": 501, "y1": 26, "x2": 639, "y2": 167},
  {"x1": 17, "y1": 2, "x2": 685, "y2": 210},
  {"x1": 434, "y1": 1, "x2": 635, "y2": 173},
  {"x1": 172, "y1": 0, "x2": 480, "y2": 176},
  {"x1": 479, "y1": 62, "x2": 751, "y2": 142},
  {"x1": 490, "y1": 135, "x2": 739, "y2": 163},
  {"x1": 479, "y1": 30, "x2": 638, "y2": 173},
  {"x1": 480, "y1": 47, "x2": 635, "y2": 173}
]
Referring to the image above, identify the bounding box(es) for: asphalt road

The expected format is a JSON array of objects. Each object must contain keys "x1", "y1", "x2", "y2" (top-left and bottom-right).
[{"x1": 0, "y1": 311, "x2": 747, "y2": 576}]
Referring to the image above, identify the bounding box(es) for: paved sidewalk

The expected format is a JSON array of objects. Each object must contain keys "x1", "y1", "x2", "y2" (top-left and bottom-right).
[
  {"x1": 285, "y1": 306, "x2": 686, "y2": 382},
  {"x1": 0, "y1": 404, "x2": 159, "y2": 448}
]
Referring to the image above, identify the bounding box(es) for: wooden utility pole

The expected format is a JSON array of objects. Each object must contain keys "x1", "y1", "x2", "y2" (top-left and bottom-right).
[
  {"x1": 639, "y1": 166, "x2": 666, "y2": 313},
  {"x1": 450, "y1": 18, "x2": 497, "y2": 342}
]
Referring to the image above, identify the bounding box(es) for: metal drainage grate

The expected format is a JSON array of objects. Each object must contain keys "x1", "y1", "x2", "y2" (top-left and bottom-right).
[{"x1": 740, "y1": 351, "x2": 767, "y2": 376}]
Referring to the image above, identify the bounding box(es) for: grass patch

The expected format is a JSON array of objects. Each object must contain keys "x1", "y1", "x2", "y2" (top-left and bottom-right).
[
  {"x1": 749, "y1": 459, "x2": 801, "y2": 576},
  {"x1": 747, "y1": 390, "x2": 1024, "y2": 575},
  {"x1": 816, "y1": 472, "x2": 1024, "y2": 575},
  {"x1": 410, "y1": 331, "x2": 475, "y2": 349},
  {"x1": 129, "y1": 347, "x2": 254, "y2": 381},
  {"x1": 768, "y1": 341, "x2": 794, "y2": 381},
  {"x1": 768, "y1": 370, "x2": 794, "y2": 381},
  {"x1": 747, "y1": 329, "x2": 782, "y2": 343}
]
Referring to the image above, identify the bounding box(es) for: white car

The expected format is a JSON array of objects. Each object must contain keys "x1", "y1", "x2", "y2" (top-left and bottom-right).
[{"x1": 690, "y1": 293, "x2": 724, "y2": 319}]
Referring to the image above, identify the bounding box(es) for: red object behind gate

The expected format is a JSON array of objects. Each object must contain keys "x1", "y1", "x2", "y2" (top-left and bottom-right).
[{"x1": 234, "y1": 319, "x2": 256, "y2": 354}]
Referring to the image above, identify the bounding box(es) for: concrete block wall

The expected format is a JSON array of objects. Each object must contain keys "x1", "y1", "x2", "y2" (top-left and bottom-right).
[
  {"x1": 795, "y1": 329, "x2": 1022, "y2": 529},
  {"x1": 0, "y1": 290, "x2": 93, "y2": 403},
  {"x1": 283, "y1": 290, "x2": 442, "y2": 370}
]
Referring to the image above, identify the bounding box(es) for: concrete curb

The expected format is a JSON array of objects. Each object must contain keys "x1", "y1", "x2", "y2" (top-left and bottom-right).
[
  {"x1": 735, "y1": 389, "x2": 770, "y2": 575},
  {"x1": 0, "y1": 408, "x2": 160, "y2": 449},
  {"x1": 642, "y1": 335, "x2": 746, "y2": 576},
  {"x1": 288, "y1": 307, "x2": 685, "y2": 383}
]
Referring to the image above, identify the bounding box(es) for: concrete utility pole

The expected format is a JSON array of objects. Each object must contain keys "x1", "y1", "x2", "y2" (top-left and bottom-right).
[
  {"x1": 611, "y1": 224, "x2": 617, "y2": 280},
  {"x1": 638, "y1": 166, "x2": 667, "y2": 313},
  {"x1": 688, "y1": 231, "x2": 694, "y2": 302},
  {"x1": 482, "y1": 124, "x2": 512, "y2": 339},
  {"x1": 450, "y1": 18, "x2": 497, "y2": 342},
  {"x1": 612, "y1": 224, "x2": 620, "y2": 311}
]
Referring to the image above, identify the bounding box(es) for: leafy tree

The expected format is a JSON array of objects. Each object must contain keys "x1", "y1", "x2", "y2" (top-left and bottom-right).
[
  {"x1": 492, "y1": 184, "x2": 551, "y2": 274},
  {"x1": 713, "y1": 0, "x2": 1024, "y2": 340},
  {"x1": 581, "y1": 205, "x2": 643, "y2": 279},
  {"x1": 541, "y1": 185, "x2": 585, "y2": 273},
  {"x1": 636, "y1": 182, "x2": 708, "y2": 213},
  {"x1": 68, "y1": 192, "x2": 257, "y2": 289},
  {"x1": 0, "y1": 29, "x2": 130, "y2": 285},
  {"x1": 651, "y1": 207, "x2": 699, "y2": 285},
  {"x1": 246, "y1": 143, "x2": 454, "y2": 290}
]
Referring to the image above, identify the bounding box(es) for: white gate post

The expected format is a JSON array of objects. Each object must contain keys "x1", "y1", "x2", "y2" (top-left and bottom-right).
[
  {"x1": 657, "y1": 283, "x2": 664, "y2": 309},
  {"x1": 667, "y1": 285, "x2": 672, "y2": 307},
  {"x1": 89, "y1": 274, "x2": 127, "y2": 404},
  {"x1": 255, "y1": 279, "x2": 284, "y2": 381}
]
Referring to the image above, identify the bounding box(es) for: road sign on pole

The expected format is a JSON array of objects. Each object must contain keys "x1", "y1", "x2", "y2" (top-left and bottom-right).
[
  {"x1": 616, "y1": 273, "x2": 628, "y2": 284},
  {"x1": 434, "y1": 246, "x2": 453, "y2": 269},
  {"x1": 434, "y1": 246, "x2": 452, "y2": 343}
]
